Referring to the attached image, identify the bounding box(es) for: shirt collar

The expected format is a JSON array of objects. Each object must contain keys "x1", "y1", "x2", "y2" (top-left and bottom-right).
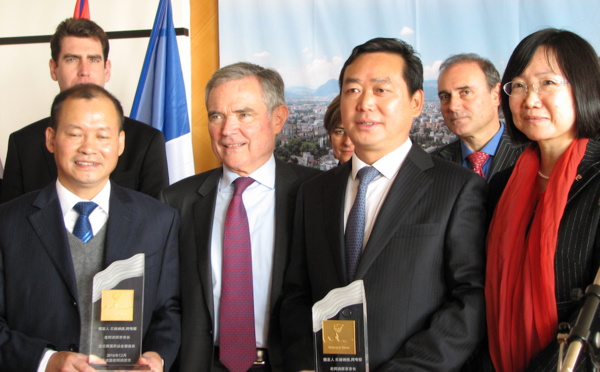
[
  {"x1": 56, "y1": 179, "x2": 111, "y2": 217},
  {"x1": 460, "y1": 122, "x2": 505, "y2": 161},
  {"x1": 350, "y1": 137, "x2": 412, "y2": 181},
  {"x1": 220, "y1": 155, "x2": 276, "y2": 191}
]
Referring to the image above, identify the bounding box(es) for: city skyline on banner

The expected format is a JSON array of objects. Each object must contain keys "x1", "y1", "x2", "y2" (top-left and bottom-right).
[{"x1": 218, "y1": 0, "x2": 600, "y2": 167}]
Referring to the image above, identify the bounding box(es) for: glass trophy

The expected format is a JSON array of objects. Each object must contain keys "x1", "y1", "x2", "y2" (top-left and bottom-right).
[
  {"x1": 89, "y1": 253, "x2": 149, "y2": 370},
  {"x1": 313, "y1": 280, "x2": 369, "y2": 372}
]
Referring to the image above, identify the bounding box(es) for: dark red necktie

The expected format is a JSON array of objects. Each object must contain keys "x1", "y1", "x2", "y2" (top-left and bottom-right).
[
  {"x1": 220, "y1": 177, "x2": 256, "y2": 372},
  {"x1": 467, "y1": 151, "x2": 490, "y2": 179}
]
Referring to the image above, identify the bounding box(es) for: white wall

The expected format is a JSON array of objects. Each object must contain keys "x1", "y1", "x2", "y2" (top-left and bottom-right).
[{"x1": 0, "y1": 0, "x2": 191, "y2": 174}]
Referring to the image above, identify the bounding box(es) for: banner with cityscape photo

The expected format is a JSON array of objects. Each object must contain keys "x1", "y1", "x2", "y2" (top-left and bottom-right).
[{"x1": 218, "y1": 0, "x2": 600, "y2": 169}]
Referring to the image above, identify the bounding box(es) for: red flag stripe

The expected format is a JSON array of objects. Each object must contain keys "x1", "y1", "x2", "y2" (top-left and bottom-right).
[{"x1": 73, "y1": 0, "x2": 90, "y2": 19}]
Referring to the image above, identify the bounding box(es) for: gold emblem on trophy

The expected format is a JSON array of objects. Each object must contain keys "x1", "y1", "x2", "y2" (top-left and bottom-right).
[
  {"x1": 322, "y1": 320, "x2": 356, "y2": 354},
  {"x1": 100, "y1": 290, "x2": 134, "y2": 321}
]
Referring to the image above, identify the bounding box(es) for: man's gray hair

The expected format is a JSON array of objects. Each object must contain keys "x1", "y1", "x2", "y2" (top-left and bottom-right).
[
  {"x1": 439, "y1": 53, "x2": 500, "y2": 89},
  {"x1": 205, "y1": 62, "x2": 286, "y2": 113}
]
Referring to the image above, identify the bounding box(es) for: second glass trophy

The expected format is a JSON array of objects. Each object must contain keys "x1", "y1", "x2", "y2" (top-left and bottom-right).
[{"x1": 313, "y1": 280, "x2": 369, "y2": 372}]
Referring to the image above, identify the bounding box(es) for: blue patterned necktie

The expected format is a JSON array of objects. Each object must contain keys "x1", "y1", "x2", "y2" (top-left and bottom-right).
[
  {"x1": 345, "y1": 166, "x2": 380, "y2": 280},
  {"x1": 73, "y1": 201, "x2": 98, "y2": 243},
  {"x1": 220, "y1": 177, "x2": 256, "y2": 372}
]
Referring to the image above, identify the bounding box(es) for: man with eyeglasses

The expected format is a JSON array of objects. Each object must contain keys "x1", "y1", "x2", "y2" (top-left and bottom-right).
[{"x1": 433, "y1": 54, "x2": 524, "y2": 181}]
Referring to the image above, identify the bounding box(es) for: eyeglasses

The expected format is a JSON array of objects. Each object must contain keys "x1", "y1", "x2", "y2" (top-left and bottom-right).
[{"x1": 503, "y1": 79, "x2": 569, "y2": 96}]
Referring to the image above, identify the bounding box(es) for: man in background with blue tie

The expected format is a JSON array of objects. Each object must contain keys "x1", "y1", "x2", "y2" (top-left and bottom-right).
[
  {"x1": 160, "y1": 62, "x2": 320, "y2": 372},
  {"x1": 281, "y1": 38, "x2": 487, "y2": 371},
  {"x1": 0, "y1": 84, "x2": 180, "y2": 372}
]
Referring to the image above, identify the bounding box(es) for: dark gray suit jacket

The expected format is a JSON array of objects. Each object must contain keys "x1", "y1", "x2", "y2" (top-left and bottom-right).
[
  {"x1": 1, "y1": 117, "x2": 169, "y2": 203},
  {"x1": 0, "y1": 182, "x2": 181, "y2": 372},
  {"x1": 159, "y1": 159, "x2": 320, "y2": 372},
  {"x1": 282, "y1": 144, "x2": 488, "y2": 371},
  {"x1": 432, "y1": 129, "x2": 524, "y2": 182}
]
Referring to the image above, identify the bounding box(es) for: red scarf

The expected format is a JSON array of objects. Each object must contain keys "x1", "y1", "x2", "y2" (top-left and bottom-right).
[{"x1": 486, "y1": 138, "x2": 588, "y2": 372}]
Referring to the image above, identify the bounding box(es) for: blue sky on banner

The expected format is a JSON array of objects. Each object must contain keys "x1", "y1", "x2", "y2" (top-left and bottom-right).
[{"x1": 218, "y1": 0, "x2": 600, "y2": 89}]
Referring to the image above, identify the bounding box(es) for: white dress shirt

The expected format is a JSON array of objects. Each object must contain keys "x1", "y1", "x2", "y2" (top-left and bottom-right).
[
  {"x1": 344, "y1": 138, "x2": 412, "y2": 249},
  {"x1": 57, "y1": 180, "x2": 110, "y2": 235},
  {"x1": 211, "y1": 156, "x2": 276, "y2": 348}
]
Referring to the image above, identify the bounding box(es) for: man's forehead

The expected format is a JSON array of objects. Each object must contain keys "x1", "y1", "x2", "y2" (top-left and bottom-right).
[
  {"x1": 57, "y1": 97, "x2": 119, "y2": 125},
  {"x1": 343, "y1": 53, "x2": 405, "y2": 81},
  {"x1": 441, "y1": 61, "x2": 485, "y2": 81},
  {"x1": 209, "y1": 80, "x2": 266, "y2": 108},
  {"x1": 60, "y1": 36, "x2": 103, "y2": 55}
]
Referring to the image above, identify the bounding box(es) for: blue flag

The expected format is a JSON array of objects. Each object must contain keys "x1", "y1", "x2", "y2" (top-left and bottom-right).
[{"x1": 131, "y1": 0, "x2": 194, "y2": 184}]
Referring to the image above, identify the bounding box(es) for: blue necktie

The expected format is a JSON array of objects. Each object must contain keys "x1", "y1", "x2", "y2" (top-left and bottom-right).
[
  {"x1": 73, "y1": 201, "x2": 98, "y2": 243},
  {"x1": 345, "y1": 166, "x2": 380, "y2": 280}
]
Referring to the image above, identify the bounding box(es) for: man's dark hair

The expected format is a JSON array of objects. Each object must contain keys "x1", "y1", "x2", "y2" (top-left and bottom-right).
[
  {"x1": 50, "y1": 83, "x2": 124, "y2": 130},
  {"x1": 338, "y1": 37, "x2": 423, "y2": 95},
  {"x1": 50, "y1": 18, "x2": 109, "y2": 63}
]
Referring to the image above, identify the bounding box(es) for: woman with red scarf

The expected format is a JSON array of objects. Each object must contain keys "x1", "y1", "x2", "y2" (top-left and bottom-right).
[{"x1": 485, "y1": 28, "x2": 600, "y2": 372}]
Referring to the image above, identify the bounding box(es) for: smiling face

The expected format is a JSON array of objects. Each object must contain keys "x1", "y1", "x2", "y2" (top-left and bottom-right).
[
  {"x1": 437, "y1": 61, "x2": 501, "y2": 149},
  {"x1": 508, "y1": 46, "x2": 576, "y2": 150},
  {"x1": 340, "y1": 52, "x2": 423, "y2": 164},
  {"x1": 49, "y1": 36, "x2": 111, "y2": 91},
  {"x1": 46, "y1": 95, "x2": 124, "y2": 199},
  {"x1": 207, "y1": 76, "x2": 287, "y2": 176}
]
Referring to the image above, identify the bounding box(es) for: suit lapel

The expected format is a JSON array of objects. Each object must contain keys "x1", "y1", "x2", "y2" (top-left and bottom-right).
[
  {"x1": 569, "y1": 140, "x2": 600, "y2": 201},
  {"x1": 327, "y1": 163, "x2": 352, "y2": 284},
  {"x1": 194, "y1": 170, "x2": 222, "y2": 321},
  {"x1": 104, "y1": 184, "x2": 137, "y2": 265},
  {"x1": 488, "y1": 131, "x2": 523, "y2": 180},
  {"x1": 29, "y1": 185, "x2": 79, "y2": 300},
  {"x1": 271, "y1": 160, "x2": 298, "y2": 310},
  {"x1": 488, "y1": 133, "x2": 509, "y2": 178},
  {"x1": 353, "y1": 145, "x2": 434, "y2": 280},
  {"x1": 438, "y1": 141, "x2": 462, "y2": 164}
]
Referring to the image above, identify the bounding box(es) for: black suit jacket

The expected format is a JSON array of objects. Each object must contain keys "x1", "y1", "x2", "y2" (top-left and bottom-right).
[
  {"x1": 1, "y1": 116, "x2": 169, "y2": 203},
  {"x1": 432, "y1": 129, "x2": 524, "y2": 182},
  {"x1": 482, "y1": 140, "x2": 600, "y2": 372},
  {"x1": 282, "y1": 144, "x2": 488, "y2": 371},
  {"x1": 159, "y1": 159, "x2": 320, "y2": 372},
  {"x1": 0, "y1": 182, "x2": 181, "y2": 372}
]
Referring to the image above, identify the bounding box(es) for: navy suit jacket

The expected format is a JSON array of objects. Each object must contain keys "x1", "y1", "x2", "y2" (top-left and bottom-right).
[
  {"x1": 1, "y1": 116, "x2": 169, "y2": 203},
  {"x1": 432, "y1": 129, "x2": 524, "y2": 182},
  {"x1": 282, "y1": 144, "x2": 488, "y2": 371},
  {"x1": 160, "y1": 159, "x2": 320, "y2": 372},
  {"x1": 0, "y1": 182, "x2": 181, "y2": 372}
]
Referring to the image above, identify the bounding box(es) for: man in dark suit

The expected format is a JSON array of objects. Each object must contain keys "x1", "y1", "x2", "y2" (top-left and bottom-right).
[
  {"x1": 281, "y1": 38, "x2": 487, "y2": 371},
  {"x1": 0, "y1": 84, "x2": 180, "y2": 372},
  {"x1": 432, "y1": 53, "x2": 523, "y2": 181},
  {"x1": 1, "y1": 17, "x2": 168, "y2": 203},
  {"x1": 160, "y1": 62, "x2": 320, "y2": 372}
]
